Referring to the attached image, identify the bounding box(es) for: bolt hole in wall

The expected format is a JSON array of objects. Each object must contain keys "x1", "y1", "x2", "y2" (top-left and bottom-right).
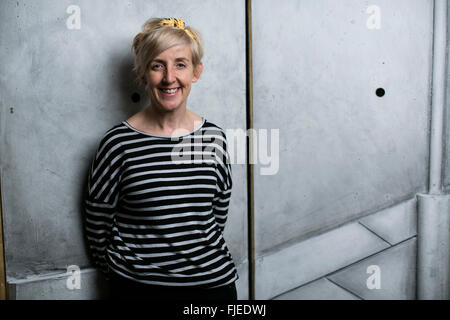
[
  {"x1": 131, "y1": 92, "x2": 141, "y2": 103},
  {"x1": 376, "y1": 88, "x2": 386, "y2": 97}
]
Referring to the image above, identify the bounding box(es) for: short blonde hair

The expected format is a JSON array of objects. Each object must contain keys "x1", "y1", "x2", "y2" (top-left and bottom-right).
[{"x1": 132, "y1": 18, "x2": 204, "y2": 87}]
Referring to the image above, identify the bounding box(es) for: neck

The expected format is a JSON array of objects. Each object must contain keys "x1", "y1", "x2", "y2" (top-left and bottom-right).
[
  {"x1": 145, "y1": 104, "x2": 188, "y2": 129},
  {"x1": 141, "y1": 104, "x2": 201, "y2": 136}
]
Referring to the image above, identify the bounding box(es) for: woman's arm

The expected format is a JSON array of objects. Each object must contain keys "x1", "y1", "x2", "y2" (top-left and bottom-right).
[
  {"x1": 212, "y1": 132, "x2": 233, "y2": 232},
  {"x1": 84, "y1": 132, "x2": 123, "y2": 274}
]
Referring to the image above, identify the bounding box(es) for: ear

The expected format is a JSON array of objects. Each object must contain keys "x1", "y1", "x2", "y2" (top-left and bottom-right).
[{"x1": 192, "y1": 63, "x2": 203, "y2": 83}]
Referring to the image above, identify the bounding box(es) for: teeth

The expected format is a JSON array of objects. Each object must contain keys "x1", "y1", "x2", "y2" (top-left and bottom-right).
[{"x1": 162, "y1": 88, "x2": 178, "y2": 94}]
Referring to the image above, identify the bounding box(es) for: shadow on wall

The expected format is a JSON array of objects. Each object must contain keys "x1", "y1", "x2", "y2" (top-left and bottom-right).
[
  {"x1": 77, "y1": 49, "x2": 149, "y2": 298},
  {"x1": 112, "y1": 51, "x2": 149, "y2": 118}
]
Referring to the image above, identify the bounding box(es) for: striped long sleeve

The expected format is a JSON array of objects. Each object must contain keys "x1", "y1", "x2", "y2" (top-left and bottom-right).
[
  {"x1": 84, "y1": 126, "x2": 124, "y2": 274},
  {"x1": 211, "y1": 132, "x2": 233, "y2": 232}
]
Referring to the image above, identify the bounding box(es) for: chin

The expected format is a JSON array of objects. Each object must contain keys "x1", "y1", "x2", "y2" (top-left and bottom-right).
[{"x1": 158, "y1": 103, "x2": 183, "y2": 112}]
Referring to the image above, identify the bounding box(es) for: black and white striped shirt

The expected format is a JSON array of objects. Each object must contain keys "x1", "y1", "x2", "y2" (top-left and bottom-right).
[{"x1": 84, "y1": 118, "x2": 238, "y2": 288}]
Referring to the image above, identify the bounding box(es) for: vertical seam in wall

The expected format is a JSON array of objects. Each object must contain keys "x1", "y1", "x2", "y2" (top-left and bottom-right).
[
  {"x1": 428, "y1": 0, "x2": 448, "y2": 194},
  {"x1": 425, "y1": 1, "x2": 435, "y2": 196},
  {"x1": 417, "y1": 0, "x2": 448, "y2": 299},
  {"x1": 245, "y1": 0, "x2": 255, "y2": 300},
  {"x1": 0, "y1": 172, "x2": 7, "y2": 300},
  {"x1": 0, "y1": 60, "x2": 5, "y2": 300},
  {"x1": 441, "y1": 1, "x2": 449, "y2": 191}
]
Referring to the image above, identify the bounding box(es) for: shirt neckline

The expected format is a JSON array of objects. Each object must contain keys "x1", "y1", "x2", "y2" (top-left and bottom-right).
[{"x1": 122, "y1": 118, "x2": 206, "y2": 139}]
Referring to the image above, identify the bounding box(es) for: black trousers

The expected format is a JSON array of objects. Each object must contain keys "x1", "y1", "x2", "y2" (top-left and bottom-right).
[{"x1": 108, "y1": 272, "x2": 238, "y2": 301}]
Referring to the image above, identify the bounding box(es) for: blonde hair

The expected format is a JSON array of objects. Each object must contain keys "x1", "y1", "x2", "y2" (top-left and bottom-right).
[{"x1": 132, "y1": 18, "x2": 204, "y2": 87}]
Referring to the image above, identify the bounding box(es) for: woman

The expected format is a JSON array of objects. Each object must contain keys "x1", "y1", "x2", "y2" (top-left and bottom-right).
[{"x1": 84, "y1": 18, "x2": 238, "y2": 300}]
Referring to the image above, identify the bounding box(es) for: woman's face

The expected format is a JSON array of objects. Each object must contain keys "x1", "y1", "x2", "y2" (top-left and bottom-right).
[{"x1": 147, "y1": 44, "x2": 203, "y2": 113}]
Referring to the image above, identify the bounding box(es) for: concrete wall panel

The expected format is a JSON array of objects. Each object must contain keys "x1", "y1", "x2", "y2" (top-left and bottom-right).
[
  {"x1": 359, "y1": 198, "x2": 417, "y2": 245},
  {"x1": 0, "y1": 0, "x2": 247, "y2": 298},
  {"x1": 328, "y1": 238, "x2": 417, "y2": 300},
  {"x1": 445, "y1": 2, "x2": 450, "y2": 191},
  {"x1": 7, "y1": 268, "x2": 108, "y2": 300},
  {"x1": 274, "y1": 278, "x2": 360, "y2": 300},
  {"x1": 417, "y1": 194, "x2": 450, "y2": 299},
  {"x1": 252, "y1": 0, "x2": 433, "y2": 255},
  {"x1": 255, "y1": 222, "x2": 390, "y2": 299}
]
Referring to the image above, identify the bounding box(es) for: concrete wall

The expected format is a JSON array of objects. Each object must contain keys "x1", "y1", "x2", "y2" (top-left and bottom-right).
[
  {"x1": 445, "y1": 1, "x2": 450, "y2": 192},
  {"x1": 253, "y1": 0, "x2": 432, "y2": 254},
  {"x1": 0, "y1": 0, "x2": 248, "y2": 299},
  {"x1": 252, "y1": 0, "x2": 434, "y2": 299},
  {"x1": 1, "y1": 0, "x2": 448, "y2": 300}
]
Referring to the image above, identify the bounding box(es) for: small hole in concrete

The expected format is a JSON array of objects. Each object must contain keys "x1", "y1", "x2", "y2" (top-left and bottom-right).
[
  {"x1": 376, "y1": 88, "x2": 385, "y2": 97},
  {"x1": 131, "y1": 92, "x2": 141, "y2": 103}
]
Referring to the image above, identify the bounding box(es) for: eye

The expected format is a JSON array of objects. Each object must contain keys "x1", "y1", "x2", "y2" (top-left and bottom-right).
[
  {"x1": 151, "y1": 64, "x2": 163, "y2": 71},
  {"x1": 176, "y1": 63, "x2": 186, "y2": 69}
]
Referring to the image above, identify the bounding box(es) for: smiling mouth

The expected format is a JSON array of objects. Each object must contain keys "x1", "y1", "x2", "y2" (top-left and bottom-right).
[{"x1": 159, "y1": 88, "x2": 180, "y2": 94}]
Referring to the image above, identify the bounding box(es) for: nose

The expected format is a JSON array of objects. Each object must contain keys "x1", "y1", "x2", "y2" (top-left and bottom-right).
[{"x1": 163, "y1": 66, "x2": 175, "y2": 84}]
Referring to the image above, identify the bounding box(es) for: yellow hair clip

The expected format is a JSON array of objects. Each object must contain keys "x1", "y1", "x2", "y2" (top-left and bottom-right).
[{"x1": 159, "y1": 18, "x2": 199, "y2": 44}]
